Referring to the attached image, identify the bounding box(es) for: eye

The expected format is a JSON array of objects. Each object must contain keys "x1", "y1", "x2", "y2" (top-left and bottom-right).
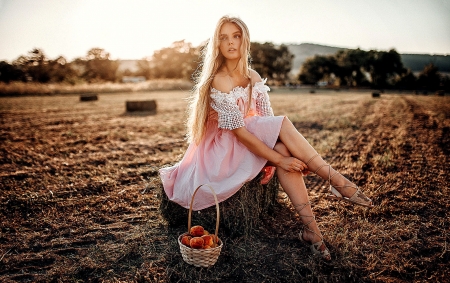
[
  {"x1": 219, "y1": 35, "x2": 227, "y2": 41},
  {"x1": 234, "y1": 34, "x2": 241, "y2": 39}
]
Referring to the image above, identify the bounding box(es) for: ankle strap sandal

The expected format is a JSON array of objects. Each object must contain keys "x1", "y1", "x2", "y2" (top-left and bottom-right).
[
  {"x1": 294, "y1": 202, "x2": 331, "y2": 261},
  {"x1": 305, "y1": 154, "x2": 374, "y2": 208}
]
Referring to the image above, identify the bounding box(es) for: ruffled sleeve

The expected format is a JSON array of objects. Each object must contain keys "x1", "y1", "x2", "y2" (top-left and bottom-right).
[
  {"x1": 253, "y1": 79, "x2": 274, "y2": 117},
  {"x1": 210, "y1": 91, "x2": 245, "y2": 130}
]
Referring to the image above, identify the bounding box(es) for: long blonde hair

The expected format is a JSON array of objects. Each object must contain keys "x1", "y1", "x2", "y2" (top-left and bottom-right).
[{"x1": 186, "y1": 15, "x2": 252, "y2": 144}]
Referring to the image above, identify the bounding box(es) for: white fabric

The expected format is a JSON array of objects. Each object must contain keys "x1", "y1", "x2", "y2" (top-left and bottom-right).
[{"x1": 210, "y1": 79, "x2": 274, "y2": 130}]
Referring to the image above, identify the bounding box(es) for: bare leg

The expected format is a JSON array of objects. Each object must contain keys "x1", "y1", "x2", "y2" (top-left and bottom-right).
[
  {"x1": 273, "y1": 142, "x2": 331, "y2": 260},
  {"x1": 278, "y1": 118, "x2": 372, "y2": 206}
]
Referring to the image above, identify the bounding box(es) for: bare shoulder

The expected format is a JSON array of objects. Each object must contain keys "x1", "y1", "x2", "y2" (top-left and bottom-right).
[
  {"x1": 212, "y1": 70, "x2": 233, "y2": 93},
  {"x1": 249, "y1": 69, "x2": 263, "y2": 84}
]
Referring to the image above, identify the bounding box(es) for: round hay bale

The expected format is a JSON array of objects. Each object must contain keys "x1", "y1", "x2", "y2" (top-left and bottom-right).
[
  {"x1": 80, "y1": 93, "x2": 98, "y2": 101},
  {"x1": 309, "y1": 90, "x2": 316, "y2": 94},
  {"x1": 372, "y1": 92, "x2": 381, "y2": 98},
  {"x1": 126, "y1": 100, "x2": 157, "y2": 112},
  {"x1": 158, "y1": 172, "x2": 280, "y2": 238}
]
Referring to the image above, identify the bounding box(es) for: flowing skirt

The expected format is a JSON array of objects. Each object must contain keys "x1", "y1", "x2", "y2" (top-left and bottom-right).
[{"x1": 159, "y1": 115, "x2": 284, "y2": 211}]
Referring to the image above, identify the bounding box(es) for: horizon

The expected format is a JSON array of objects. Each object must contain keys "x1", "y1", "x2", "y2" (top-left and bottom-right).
[{"x1": 0, "y1": 0, "x2": 449, "y2": 62}]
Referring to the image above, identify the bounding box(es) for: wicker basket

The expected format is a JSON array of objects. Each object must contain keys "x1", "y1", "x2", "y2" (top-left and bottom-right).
[{"x1": 178, "y1": 184, "x2": 223, "y2": 267}]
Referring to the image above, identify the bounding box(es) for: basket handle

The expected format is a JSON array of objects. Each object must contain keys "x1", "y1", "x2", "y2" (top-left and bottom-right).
[{"x1": 188, "y1": 184, "x2": 220, "y2": 248}]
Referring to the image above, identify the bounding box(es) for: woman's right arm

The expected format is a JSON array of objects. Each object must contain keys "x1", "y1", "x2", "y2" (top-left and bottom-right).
[{"x1": 232, "y1": 126, "x2": 307, "y2": 173}]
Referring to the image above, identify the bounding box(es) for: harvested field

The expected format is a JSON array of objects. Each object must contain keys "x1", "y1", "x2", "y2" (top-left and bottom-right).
[{"x1": 0, "y1": 89, "x2": 449, "y2": 282}]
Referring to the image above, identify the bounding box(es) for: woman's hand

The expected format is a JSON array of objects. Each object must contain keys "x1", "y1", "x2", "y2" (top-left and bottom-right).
[{"x1": 279, "y1": 157, "x2": 310, "y2": 175}]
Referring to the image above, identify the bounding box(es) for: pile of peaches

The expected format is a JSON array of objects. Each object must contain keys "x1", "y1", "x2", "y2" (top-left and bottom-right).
[{"x1": 181, "y1": 225, "x2": 218, "y2": 249}]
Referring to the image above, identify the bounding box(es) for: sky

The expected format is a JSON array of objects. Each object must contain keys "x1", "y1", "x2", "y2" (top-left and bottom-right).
[{"x1": 0, "y1": 0, "x2": 449, "y2": 62}]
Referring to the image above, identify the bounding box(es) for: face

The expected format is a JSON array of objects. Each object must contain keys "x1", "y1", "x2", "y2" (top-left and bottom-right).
[{"x1": 218, "y1": 22, "x2": 242, "y2": 61}]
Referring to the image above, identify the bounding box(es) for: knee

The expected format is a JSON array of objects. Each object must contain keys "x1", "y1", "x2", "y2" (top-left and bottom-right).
[
  {"x1": 282, "y1": 116, "x2": 294, "y2": 128},
  {"x1": 281, "y1": 117, "x2": 298, "y2": 135},
  {"x1": 274, "y1": 142, "x2": 291, "y2": 157}
]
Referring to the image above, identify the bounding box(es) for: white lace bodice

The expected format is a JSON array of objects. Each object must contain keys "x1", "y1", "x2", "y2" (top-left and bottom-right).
[{"x1": 210, "y1": 79, "x2": 274, "y2": 130}]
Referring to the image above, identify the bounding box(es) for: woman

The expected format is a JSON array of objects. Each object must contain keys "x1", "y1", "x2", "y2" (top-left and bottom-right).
[{"x1": 159, "y1": 15, "x2": 373, "y2": 261}]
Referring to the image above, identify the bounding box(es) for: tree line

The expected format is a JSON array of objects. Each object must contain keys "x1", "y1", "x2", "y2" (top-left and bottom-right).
[
  {"x1": 0, "y1": 41, "x2": 293, "y2": 86},
  {"x1": 298, "y1": 49, "x2": 449, "y2": 91},
  {"x1": 0, "y1": 42, "x2": 447, "y2": 91}
]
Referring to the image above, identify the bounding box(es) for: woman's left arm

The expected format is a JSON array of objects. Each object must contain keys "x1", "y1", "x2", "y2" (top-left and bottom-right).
[{"x1": 250, "y1": 70, "x2": 274, "y2": 117}]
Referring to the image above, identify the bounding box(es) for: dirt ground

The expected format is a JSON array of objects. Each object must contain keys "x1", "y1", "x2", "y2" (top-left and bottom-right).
[{"x1": 0, "y1": 89, "x2": 449, "y2": 282}]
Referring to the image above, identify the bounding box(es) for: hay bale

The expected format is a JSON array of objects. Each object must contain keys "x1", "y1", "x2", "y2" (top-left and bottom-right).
[
  {"x1": 309, "y1": 90, "x2": 316, "y2": 94},
  {"x1": 126, "y1": 100, "x2": 157, "y2": 112},
  {"x1": 158, "y1": 172, "x2": 280, "y2": 238},
  {"x1": 80, "y1": 93, "x2": 98, "y2": 101},
  {"x1": 372, "y1": 92, "x2": 381, "y2": 98},
  {"x1": 436, "y1": 90, "x2": 445, "y2": 96}
]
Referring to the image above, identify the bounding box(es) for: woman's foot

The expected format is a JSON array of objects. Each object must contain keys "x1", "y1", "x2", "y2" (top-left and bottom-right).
[
  {"x1": 327, "y1": 185, "x2": 374, "y2": 207},
  {"x1": 295, "y1": 202, "x2": 331, "y2": 261},
  {"x1": 299, "y1": 228, "x2": 331, "y2": 260},
  {"x1": 305, "y1": 154, "x2": 374, "y2": 208}
]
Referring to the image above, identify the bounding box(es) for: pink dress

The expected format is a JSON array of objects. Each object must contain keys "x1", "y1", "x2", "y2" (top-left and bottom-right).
[{"x1": 159, "y1": 79, "x2": 284, "y2": 211}]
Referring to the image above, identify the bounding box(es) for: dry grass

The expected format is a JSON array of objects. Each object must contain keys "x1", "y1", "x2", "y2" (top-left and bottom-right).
[
  {"x1": 0, "y1": 89, "x2": 449, "y2": 282},
  {"x1": 0, "y1": 79, "x2": 193, "y2": 96}
]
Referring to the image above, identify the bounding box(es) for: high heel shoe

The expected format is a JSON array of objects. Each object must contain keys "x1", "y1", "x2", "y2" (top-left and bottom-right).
[
  {"x1": 295, "y1": 202, "x2": 331, "y2": 261},
  {"x1": 327, "y1": 185, "x2": 374, "y2": 208},
  {"x1": 305, "y1": 154, "x2": 374, "y2": 208}
]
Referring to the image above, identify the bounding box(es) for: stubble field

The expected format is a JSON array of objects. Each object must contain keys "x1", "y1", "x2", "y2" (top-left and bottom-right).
[{"x1": 0, "y1": 88, "x2": 449, "y2": 282}]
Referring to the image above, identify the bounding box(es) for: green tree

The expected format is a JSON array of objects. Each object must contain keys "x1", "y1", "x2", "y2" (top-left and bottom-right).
[
  {"x1": 417, "y1": 63, "x2": 441, "y2": 91},
  {"x1": 334, "y1": 49, "x2": 369, "y2": 87},
  {"x1": 441, "y1": 75, "x2": 450, "y2": 92},
  {"x1": 366, "y1": 49, "x2": 406, "y2": 88},
  {"x1": 150, "y1": 40, "x2": 200, "y2": 80},
  {"x1": 394, "y1": 69, "x2": 417, "y2": 90},
  {"x1": 298, "y1": 55, "x2": 336, "y2": 85},
  {"x1": 251, "y1": 42, "x2": 293, "y2": 84},
  {"x1": 47, "y1": 56, "x2": 76, "y2": 83},
  {"x1": 12, "y1": 48, "x2": 51, "y2": 83},
  {"x1": 298, "y1": 48, "x2": 406, "y2": 88},
  {"x1": 0, "y1": 61, "x2": 24, "y2": 82},
  {"x1": 78, "y1": 48, "x2": 119, "y2": 82},
  {"x1": 135, "y1": 58, "x2": 152, "y2": 79}
]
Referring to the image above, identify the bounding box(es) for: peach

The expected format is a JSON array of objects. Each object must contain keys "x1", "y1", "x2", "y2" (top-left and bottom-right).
[
  {"x1": 210, "y1": 235, "x2": 219, "y2": 244},
  {"x1": 203, "y1": 245, "x2": 211, "y2": 249},
  {"x1": 181, "y1": 235, "x2": 192, "y2": 247},
  {"x1": 201, "y1": 235, "x2": 214, "y2": 247},
  {"x1": 189, "y1": 237, "x2": 204, "y2": 249},
  {"x1": 203, "y1": 230, "x2": 210, "y2": 235},
  {"x1": 190, "y1": 225, "x2": 205, "y2": 237}
]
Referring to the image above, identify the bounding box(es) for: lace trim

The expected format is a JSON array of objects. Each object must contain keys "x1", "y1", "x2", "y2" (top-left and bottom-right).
[
  {"x1": 210, "y1": 79, "x2": 273, "y2": 129},
  {"x1": 210, "y1": 96, "x2": 245, "y2": 130},
  {"x1": 254, "y1": 79, "x2": 273, "y2": 117},
  {"x1": 210, "y1": 78, "x2": 270, "y2": 102}
]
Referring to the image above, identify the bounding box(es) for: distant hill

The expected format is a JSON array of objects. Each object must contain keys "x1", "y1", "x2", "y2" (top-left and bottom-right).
[
  {"x1": 287, "y1": 43, "x2": 450, "y2": 75},
  {"x1": 287, "y1": 43, "x2": 345, "y2": 75},
  {"x1": 399, "y1": 54, "x2": 450, "y2": 74}
]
